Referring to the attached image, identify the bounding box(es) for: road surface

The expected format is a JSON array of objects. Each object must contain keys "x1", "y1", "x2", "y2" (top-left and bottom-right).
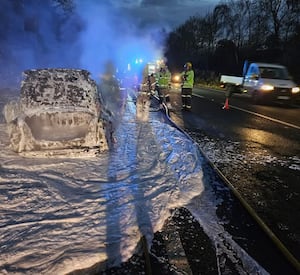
[{"x1": 168, "y1": 84, "x2": 300, "y2": 265}]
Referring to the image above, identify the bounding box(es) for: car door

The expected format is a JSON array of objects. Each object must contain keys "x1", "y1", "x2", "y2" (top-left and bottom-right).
[
  {"x1": 245, "y1": 64, "x2": 260, "y2": 94},
  {"x1": 243, "y1": 64, "x2": 254, "y2": 93}
]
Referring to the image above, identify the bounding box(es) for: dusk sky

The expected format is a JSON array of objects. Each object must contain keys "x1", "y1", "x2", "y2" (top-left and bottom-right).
[
  {"x1": 106, "y1": 0, "x2": 220, "y2": 30},
  {"x1": 0, "y1": 0, "x2": 220, "y2": 87}
]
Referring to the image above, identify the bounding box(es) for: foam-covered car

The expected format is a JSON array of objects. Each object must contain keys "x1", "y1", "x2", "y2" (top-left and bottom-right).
[{"x1": 3, "y1": 69, "x2": 113, "y2": 156}]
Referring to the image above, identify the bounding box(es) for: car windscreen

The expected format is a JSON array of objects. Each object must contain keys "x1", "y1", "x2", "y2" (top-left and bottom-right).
[{"x1": 259, "y1": 67, "x2": 291, "y2": 80}]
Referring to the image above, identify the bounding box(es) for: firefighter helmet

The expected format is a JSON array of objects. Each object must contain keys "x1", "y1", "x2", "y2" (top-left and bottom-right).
[{"x1": 184, "y1": 62, "x2": 192, "y2": 69}]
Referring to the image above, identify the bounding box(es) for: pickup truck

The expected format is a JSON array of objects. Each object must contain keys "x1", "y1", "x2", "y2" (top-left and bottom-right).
[{"x1": 220, "y1": 62, "x2": 300, "y2": 104}]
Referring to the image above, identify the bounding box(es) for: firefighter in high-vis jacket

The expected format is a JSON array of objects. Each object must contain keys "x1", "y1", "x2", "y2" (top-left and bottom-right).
[
  {"x1": 181, "y1": 62, "x2": 194, "y2": 110},
  {"x1": 157, "y1": 65, "x2": 172, "y2": 109}
]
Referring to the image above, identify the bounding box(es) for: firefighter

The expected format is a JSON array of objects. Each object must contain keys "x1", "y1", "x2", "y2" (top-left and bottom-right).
[
  {"x1": 181, "y1": 62, "x2": 194, "y2": 110},
  {"x1": 99, "y1": 60, "x2": 123, "y2": 110},
  {"x1": 141, "y1": 65, "x2": 156, "y2": 93},
  {"x1": 136, "y1": 65, "x2": 156, "y2": 121},
  {"x1": 99, "y1": 60, "x2": 123, "y2": 143},
  {"x1": 157, "y1": 65, "x2": 172, "y2": 109}
]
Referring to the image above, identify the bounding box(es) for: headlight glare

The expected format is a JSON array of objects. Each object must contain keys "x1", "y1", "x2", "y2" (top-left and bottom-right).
[
  {"x1": 292, "y1": 87, "x2": 300, "y2": 94},
  {"x1": 261, "y1": 84, "x2": 274, "y2": 91}
]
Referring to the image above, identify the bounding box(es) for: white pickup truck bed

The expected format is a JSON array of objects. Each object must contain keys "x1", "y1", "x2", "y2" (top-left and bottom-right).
[{"x1": 220, "y1": 75, "x2": 243, "y2": 86}]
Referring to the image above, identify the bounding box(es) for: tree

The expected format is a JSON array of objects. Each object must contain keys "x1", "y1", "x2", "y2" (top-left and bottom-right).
[
  {"x1": 213, "y1": 1, "x2": 249, "y2": 47},
  {"x1": 258, "y1": 0, "x2": 283, "y2": 42},
  {"x1": 213, "y1": 39, "x2": 239, "y2": 74},
  {"x1": 165, "y1": 15, "x2": 219, "y2": 72}
]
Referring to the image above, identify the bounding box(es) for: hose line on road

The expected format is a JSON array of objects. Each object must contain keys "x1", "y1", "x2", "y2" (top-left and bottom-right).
[
  {"x1": 142, "y1": 235, "x2": 152, "y2": 275},
  {"x1": 206, "y1": 160, "x2": 300, "y2": 274},
  {"x1": 161, "y1": 105, "x2": 300, "y2": 274}
]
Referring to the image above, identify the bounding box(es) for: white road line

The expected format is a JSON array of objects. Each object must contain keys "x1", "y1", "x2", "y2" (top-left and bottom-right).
[
  {"x1": 193, "y1": 93, "x2": 300, "y2": 130},
  {"x1": 230, "y1": 105, "x2": 300, "y2": 130}
]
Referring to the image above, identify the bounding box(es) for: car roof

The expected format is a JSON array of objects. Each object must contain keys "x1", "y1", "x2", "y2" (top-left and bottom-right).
[
  {"x1": 20, "y1": 69, "x2": 98, "y2": 110},
  {"x1": 255, "y1": 63, "x2": 286, "y2": 69}
]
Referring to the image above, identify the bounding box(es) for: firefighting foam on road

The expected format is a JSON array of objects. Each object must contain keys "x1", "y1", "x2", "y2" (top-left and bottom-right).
[{"x1": 0, "y1": 77, "x2": 269, "y2": 274}]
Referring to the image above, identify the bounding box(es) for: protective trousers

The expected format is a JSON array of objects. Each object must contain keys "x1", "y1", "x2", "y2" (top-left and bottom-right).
[
  {"x1": 158, "y1": 87, "x2": 170, "y2": 104},
  {"x1": 181, "y1": 88, "x2": 192, "y2": 110}
]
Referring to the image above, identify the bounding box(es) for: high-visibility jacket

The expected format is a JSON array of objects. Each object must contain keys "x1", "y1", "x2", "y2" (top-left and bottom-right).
[
  {"x1": 181, "y1": 69, "x2": 194, "y2": 88},
  {"x1": 157, "y1": 70, "x2": 171, "y2": 88}
]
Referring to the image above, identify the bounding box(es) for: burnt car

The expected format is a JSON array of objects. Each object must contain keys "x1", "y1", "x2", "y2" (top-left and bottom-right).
[{"x1": 3, "y1": 68, "x2": 113, "y2": 156}]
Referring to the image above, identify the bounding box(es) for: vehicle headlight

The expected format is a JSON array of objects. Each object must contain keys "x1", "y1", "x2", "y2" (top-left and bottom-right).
[
  {"x1": 292, "y1": 87, "x2": 300, "y2": 94},
  {"x1": 261, "y1": 84, "x2": 274, "y2": 91},
  {"x1": 173, "y1": 74, "x2": 180, "y2": 82}
]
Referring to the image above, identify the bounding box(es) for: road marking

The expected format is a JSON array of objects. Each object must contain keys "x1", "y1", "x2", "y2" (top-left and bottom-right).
[
  {"x1": 193, "y1": 92, "x2": 300, "y2": 130},
  {"x1": 230, "y1": 105, "x2": 300, "y2": 130}
]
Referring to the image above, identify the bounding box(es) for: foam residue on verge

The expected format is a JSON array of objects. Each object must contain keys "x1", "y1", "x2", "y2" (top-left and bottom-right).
[
  {"x1": 0, "y1": 91, "x2": 270, "y2": 274},
  {"x1": 0, "y1": 92, "x2": 204, "y2": 274}
]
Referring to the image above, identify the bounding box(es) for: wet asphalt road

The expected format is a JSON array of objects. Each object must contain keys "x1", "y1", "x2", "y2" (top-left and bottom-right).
[{"x1": 168, "y1": 85, "x2": 300, "y2": 265}]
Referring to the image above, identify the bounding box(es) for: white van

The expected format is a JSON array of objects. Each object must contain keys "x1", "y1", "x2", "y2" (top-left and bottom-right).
[
  {"x1": 243, "y1": 63, "x2": 299, "y2": 103},
  {"x1": 220, "y1": 62, "x2": 300, "y2": 103}
]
